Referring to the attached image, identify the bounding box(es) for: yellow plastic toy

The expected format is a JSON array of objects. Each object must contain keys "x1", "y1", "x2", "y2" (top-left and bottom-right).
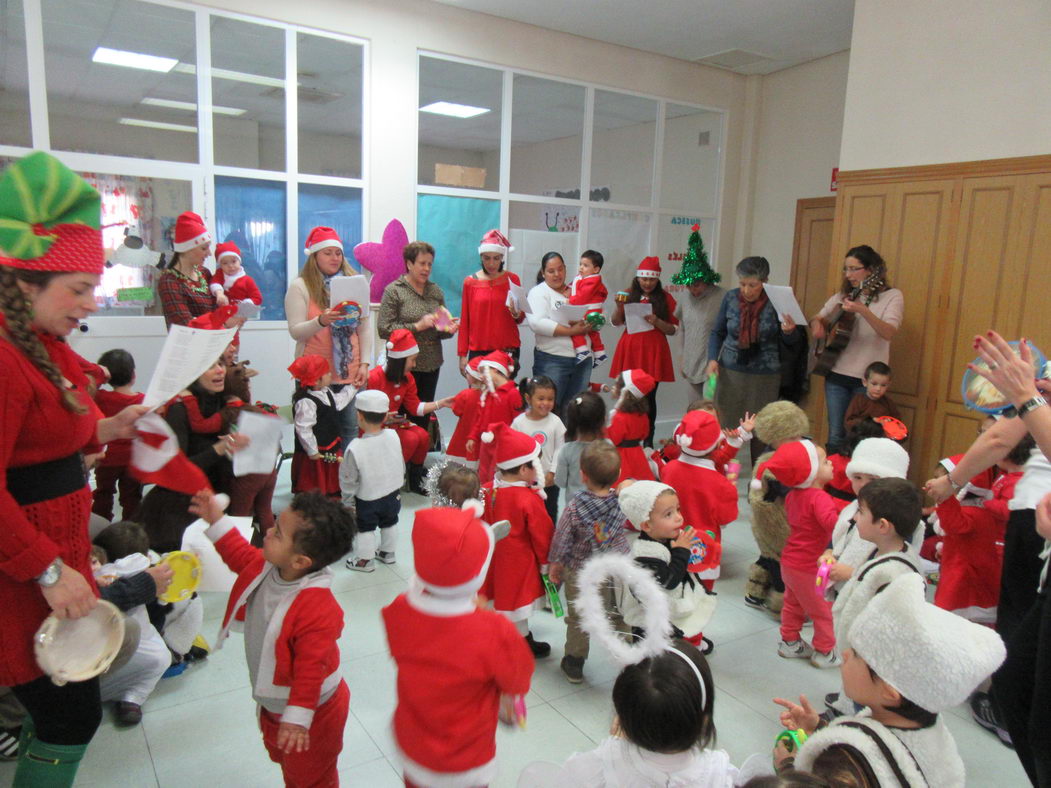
[{"x1": 159, "y1": 550, "x2": 203, "y2": 603}]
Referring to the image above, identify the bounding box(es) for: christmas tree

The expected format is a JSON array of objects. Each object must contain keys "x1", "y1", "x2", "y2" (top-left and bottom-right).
[{"x1": 671, "y1": 223, "x2": 721, "y2": 286}]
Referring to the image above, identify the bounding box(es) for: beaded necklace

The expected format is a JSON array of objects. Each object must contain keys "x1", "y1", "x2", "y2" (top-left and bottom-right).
[{"x1": 170, "y1": 264, "x2": 209, "y2": 296}]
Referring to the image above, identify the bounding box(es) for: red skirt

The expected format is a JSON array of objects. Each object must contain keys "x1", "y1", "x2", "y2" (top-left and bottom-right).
[
  {"x1": 610, "y1": 329, "x2": 675, "y2": 382},
  {"x1": 291, "y1": 453, "x2": 342, "y2": 497},
  {"x1": 616, "y1": 446, "x2": 657, "y2": 485}
]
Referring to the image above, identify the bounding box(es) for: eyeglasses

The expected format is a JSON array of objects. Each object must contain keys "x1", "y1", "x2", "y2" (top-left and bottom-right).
[{"x1": 843, "y1": 265, "x2": 866, "y2": 273}]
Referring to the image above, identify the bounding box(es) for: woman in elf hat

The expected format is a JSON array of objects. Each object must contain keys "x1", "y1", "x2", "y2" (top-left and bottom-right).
[
  {"x1": 158, "y1": 210, "x2": 220, "y2": 328},
  {"x1": 0, "y1": 152, "x2": 148, "y2": 785},
  {"x1": 457, "y1": 229, "x2": 524, "y2": 375},
  {"x1": 285, "y1": 226, "x2": 374, "y2": 445},
  {"x1": 609, "y1": 257, "x2": 679, "y2": 448}
]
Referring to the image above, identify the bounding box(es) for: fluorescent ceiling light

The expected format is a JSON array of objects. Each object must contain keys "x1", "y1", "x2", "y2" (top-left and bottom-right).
[
  {"x1": 119, "y1": 117, "x2": 197, "y2": 133},
  {"x1": 420, "y1": 101, "x2": 490, "y2": 119},
  {"x1": 173, "y1": 62, "x2": 287, "y2": 89},
  {"x1": 141, "y1": 97, "x2": 246, "y2": 116},
  {"x1": 92, "y1": 46, "x2": 177, "y2": 73}
]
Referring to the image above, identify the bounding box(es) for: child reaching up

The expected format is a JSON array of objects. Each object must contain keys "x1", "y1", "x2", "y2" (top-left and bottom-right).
[
  {"x1": 752, "y1": 440, "x2": 840, "y2": 667},
  {"x1": 568, "y1": 250, "x2": 609, "y2": 365},
  {"x1": 289, "y1": 354, "x2": 355, "y2": 497},
  {"x1": 608, "y1": 369, "x2": 658, "y2": 484},
  {"x1": 470, "y1": 350, "x2": 524, "y2": 483},
  {"x1": 383, "y1": 506, "x2": 534, "y2": 788},
  {"x1": 480, "y1": 423, "x2": 555, "y2": 657},
  {"x1": 512, "y1": 375, "x2": 566, "y2": 523},
  {"x1": 553, "y1": 391, "x2": 608, "y2": 504},
  {"x1": 548, "y1": 442, "x2": 628, "y2": 683},
  {"x1": 190, "y1": 489, "x2": 355, "y2": 788},
  {"x1": 445, "y1": 356, "x2": 485, "y2": 468}
]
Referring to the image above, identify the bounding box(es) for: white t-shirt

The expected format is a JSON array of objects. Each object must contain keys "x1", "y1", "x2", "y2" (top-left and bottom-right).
[
  {"x1": 1010, "y1": 447, "x2": 1051, "y2": 510},
  {"x1": 526, "y1": 282, "x2": 588, "y2": 358},
  {"x1": 817, "y1": 287, "x2": 904, "y2": 379},
  {"x1": 512, "y1": 411, "x2": 567, "y2": 475}
]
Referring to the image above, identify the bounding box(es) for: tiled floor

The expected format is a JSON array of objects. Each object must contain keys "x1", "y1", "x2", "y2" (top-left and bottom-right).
[{"x1": 1, "y1": 463, "x2": 1028, "y2": 787}]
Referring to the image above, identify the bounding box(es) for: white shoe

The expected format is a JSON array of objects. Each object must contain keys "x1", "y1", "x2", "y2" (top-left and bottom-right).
[
  {"x1": 810, "y1": 649, "x2": 842, "y2": 669},
  {"x1": 376, "y1": 551, "x2": 396, "y2": 565},
  {"x1": 346, "y1": 558, "x2": 375, "y2": 572},
  {"x1": 778, "y1": 639, "x2": 814, "y2": 659}
]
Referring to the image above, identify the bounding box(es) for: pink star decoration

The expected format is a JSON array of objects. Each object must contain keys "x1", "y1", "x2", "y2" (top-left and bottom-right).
[{"x1": 353, "y1": 219, "x2": 409, "y2": 303}]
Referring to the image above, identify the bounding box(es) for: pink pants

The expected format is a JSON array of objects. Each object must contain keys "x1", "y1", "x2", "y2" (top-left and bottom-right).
[{"x1": 780, "y1": 564, "x2": 836, "y2": 654}]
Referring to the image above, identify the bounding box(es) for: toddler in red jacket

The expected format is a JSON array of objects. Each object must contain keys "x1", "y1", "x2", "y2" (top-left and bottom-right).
[
  {"x1": 383, "y1": 505, "x2": 534, "y2": 788},
  {"x1": 210, "y1": 241, "x2": 263, "y2": 307},
  {"x1": 190, "y1": 490, "x2": 355, "y2": 788},
  {"x1": 568, "y1": 249, "x2": 609, "y2": 365},
  {"x1": 92, "y1": 348, "x2": 146, "y2": 520}
]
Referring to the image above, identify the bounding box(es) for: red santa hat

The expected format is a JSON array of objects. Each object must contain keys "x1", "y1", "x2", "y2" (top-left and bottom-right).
[
  {"x1": 288, "y1": 354, "x2": 331, "y2": 387},
  {"x1": 750, "y1": 439, "x2": 821, "y2": 491},
  {"x1": 478, "y1": 349, "x2": 512, "y2": 378},
  {"x1": 938, "y1": 454, "x2": 994, "y2": 500},
  {"x1": 188, "y1": 304, "x2": 240, "y2": 346},
  {"x1": 304, "y1": 226, "x2": 343, "y2": 256},
  {"x1": 620, "y1": 369, "x2": 656, "y2": 400},
  {"x1": 478, "y1": 229, "x2": 513, "y2": 255},
  {"x1": 214, "y1": 241, "x2": 241, "y2": 263},
  {"x1": 172, "y1": 211, "x2": 212, "y2": 253},
  {"x1": 636, "y1": 256, "x2": 662, "y2": 279},
  {"x1": 481, "y1": 422, "x2": 541, "y2": 469},
  {"x1": 131, "y1": 412, "x2": 212, "y2": 496},
  {"x1": 673, "y1": 410, "x2": 723, "y2": 457},
  {"x1": 465, "y1": 354, "x2": 485, "y2": 381},
  {"x1": 412, "y1": 504, "x2": 495, "y2": 598},
  {"x1": 385, "y1": 328, "x2": 419, "y2": 359}
]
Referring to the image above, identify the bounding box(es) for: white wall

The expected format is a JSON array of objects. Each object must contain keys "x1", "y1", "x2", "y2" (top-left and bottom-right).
[
  {"x1": 748, "y1": 51, "x2": 849, "y2": 282},
  {"x1": 841, "y1": 0, "x2": 1051, "y2": 170}
]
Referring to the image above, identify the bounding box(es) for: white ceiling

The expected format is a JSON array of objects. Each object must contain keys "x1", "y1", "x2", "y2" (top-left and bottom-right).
[{"x1": 427, "y1": 0, "x2": 855, "y2": 75}]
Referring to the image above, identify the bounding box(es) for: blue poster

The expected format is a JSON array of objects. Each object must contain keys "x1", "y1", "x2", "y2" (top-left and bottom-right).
[{"x1": 417, "y1": 194, "x2": 500, "y2": 315}]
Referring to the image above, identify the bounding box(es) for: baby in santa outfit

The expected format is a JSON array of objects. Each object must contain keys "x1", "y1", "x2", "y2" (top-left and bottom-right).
[
  {"x1": 568, "y1": 250, "x2": 609, "y2": 365},
  {"x1": 383, "y1": 505, "x2": 534, "y2": 788},
  {"x1": 189, "y1": 489, "x2": 355, "y2": 788},
  {"x1": 210, "y1": 241, "x2": 262, "y2": 307}
]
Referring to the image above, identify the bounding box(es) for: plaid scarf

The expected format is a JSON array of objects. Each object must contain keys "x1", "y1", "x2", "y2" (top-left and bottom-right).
[{"x1": 737, "y1": 288, "x2": 769, "y2": 352}]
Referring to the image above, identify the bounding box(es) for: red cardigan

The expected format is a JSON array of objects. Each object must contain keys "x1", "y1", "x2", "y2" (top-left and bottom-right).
[
  {"x1": 368, "y1": 366, "x2": 425, "y2": 418},
  {"x1": 458, "y1": 272, "x2": 523, "y2": 355}
]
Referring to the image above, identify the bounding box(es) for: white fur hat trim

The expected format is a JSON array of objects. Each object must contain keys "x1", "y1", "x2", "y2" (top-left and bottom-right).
[
  {"x1": 618, "y1": 480, "x2": 675, "y2": 530},
  {"x1": 846, "y1": 438, "x2": 910, "y2": 480}
]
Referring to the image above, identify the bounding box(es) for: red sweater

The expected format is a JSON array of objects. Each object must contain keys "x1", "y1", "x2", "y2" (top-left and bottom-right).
[
  {"x1": 446, "y1": 387, "x2": 482, "y2": 461},
  {"x1": 369, "y1": 366, "x2": 425, "y2": 418},
  {"x1": 782, "y1": 487, "x2": 841, "y2": 572},
  {"x1": 458, "y1": 272, "x2": 523, "y2": 355},
  {"x1": 469, "y1": 381, "x2": 523, "y2": 444},
  {"x1": 95, "y1": 389, "x2": 145, "y2": 466},
  {"x1": 382, "y1": 592, "x2": 533, "y2": 780},
  {"x1": 481, "y1": 483, "x2": 553, "y2": 613},
  {"x1": 210, "y1": 270, "x2": 263, "y2": 305}
]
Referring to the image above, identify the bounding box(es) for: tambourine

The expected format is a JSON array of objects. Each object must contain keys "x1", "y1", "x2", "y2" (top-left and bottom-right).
[
  {"x1": 35, "y1": 600, "x2": 124, "y2": 686},
  {"x1": 815, "y1": 559, "x2": 834, "y2": 592},
  {"x1": 873, "y1": 416, "x2": 908, "y2": 442},
  {"x1": 776, "y1": 728, "x2": 809, "y2": 753},
  {"x1": 433, "y1": 306, "x2": 457, "y2": 332},
  {"x1": 961, "y1": 340, "x2": 1047, "y2": 414},
  {"x1": 159, "y1": 551, "x2": 203, "y2": 603},
  {"x1": 687, "y1": 529, "x2": 722, "y2": 574}
]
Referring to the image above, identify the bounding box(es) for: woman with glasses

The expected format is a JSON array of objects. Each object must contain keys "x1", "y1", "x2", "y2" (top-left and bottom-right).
[{"x1": 809, "y1": 245, "x2": 903, "y2": 453}]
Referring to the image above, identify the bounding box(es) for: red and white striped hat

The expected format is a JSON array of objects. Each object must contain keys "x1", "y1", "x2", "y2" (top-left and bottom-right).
[
  {"x1": 621, "y1": 369, "x2": 656, "y2": 399},
  {"x1": 478, "y1": 229, "x2": 513, "y2": 255},
  {"x1": 214, "y1": 241, "x2": 241, "y2": 263},
  {"x1": 173, "y1": 211, "x2": 212, "y2": 253},
  {"x1": 385, "y1": 328, "x2": 420, "y2": 359},
  {"x1": 750, "y1": 439, "x2": 821, "y2": 491},
  {"x1": 673, "y1": 410, "x2": 723, "y2": 457},
  {"x1": 304, "y1": 226, "x2": 343, "y2": 256},
  {"x1": 636, "y1": 256, "x2": 662, "y2": 279},
  {"x1": 481, "y1": 423, "x2": 541, "y2": 469}
]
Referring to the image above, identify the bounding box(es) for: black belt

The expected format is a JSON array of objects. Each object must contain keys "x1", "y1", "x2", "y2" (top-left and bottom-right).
[
  {"x1": 827, "y1": 486, "x2": 855, "y2": 503},
  {"x1": 617, "y1": 440, "x2": 642, "y2": 448},
  {"x1": 7, "y1": 453, "x2": 87, "y2": 505}
]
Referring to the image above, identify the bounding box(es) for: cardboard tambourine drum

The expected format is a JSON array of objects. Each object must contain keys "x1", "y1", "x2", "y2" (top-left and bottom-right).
[{"x1": 34, "y1": 600, "x2": 125, "y2": 685}]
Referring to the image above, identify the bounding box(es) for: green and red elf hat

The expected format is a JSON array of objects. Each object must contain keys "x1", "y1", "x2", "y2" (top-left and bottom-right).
[{"x1": 0, "y1": 152, "x2": 104, "y2": 275}]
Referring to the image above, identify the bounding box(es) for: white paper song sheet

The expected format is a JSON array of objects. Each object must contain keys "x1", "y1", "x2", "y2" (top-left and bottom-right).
[
  {"x1": 329, "y1": 275, "x2": 371, "y2": 316},
  {"x1": 506, "y1": 281, "x2": 533, "y2": 314},
  {"x1": 552, "y1": 303, "x2": 588, "y2": 326},
  {"x1": 624, "y1": 302, "x2": 655, "y2": 334},
  {"x1": 763, "y1": 285, "x2": 807, "y2": 325},
  {"x1": 236, "y1": 301, "x2": 261, "y2": 320},
  {"x1": 232, "y1": 410, "x2": 284, "y2": 477},
  {"x1": 143, "y1": 324, "x2": 238, "y2": 409}
]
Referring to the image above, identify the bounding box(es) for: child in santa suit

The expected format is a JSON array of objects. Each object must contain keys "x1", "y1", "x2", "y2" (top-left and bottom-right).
[
  {"x1": 289, "y1": 354, "x2": 355, "y2": 497},
  {"x1": 382, "y1": 505, "x2": 534, "y2": 788},
  {"x1": 608, "y1": 369, "x2": 658, "y2": 485},
  {"x1": 445, "y1": 355, "x2": 485, "y2": 469},
  {"x1": 568, "y1": 250, "x2": 609, "y2": 365},
  {"x1": 479, "y1": 423, "x2": 555, "y2": 657},
  {"x1": 92, "y1": 348, "x2": 146, "y2": 520},
  {"x1": 368, "y1": 328, "x2": 452, "y2": 494},
  {"x1": 189, "y1": 489, "x2": 355, "y2": 788},
  {"x1": 209, "y1": 241, "x2": 262, "y2": 307},
  {"x1": 660, "y1": 410, "x2": 739, "y2": 592},
  {"x1": 468, "y1": 350, "x2": 523, "y2": 484}
]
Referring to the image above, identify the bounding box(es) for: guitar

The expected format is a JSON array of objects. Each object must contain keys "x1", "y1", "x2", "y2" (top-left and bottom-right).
[{"x1": 810, "y1": 274, "x2": 886, "y2": 377}]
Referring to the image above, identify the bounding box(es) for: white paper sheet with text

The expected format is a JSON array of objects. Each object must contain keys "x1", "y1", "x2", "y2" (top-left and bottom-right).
[
  {"x1": 232, "y1": 410, "x2": 284, "y2": 477},
  {"x1": 143, "y1": 325, "x2": 238, "y2": 409},
  {"x1": 763, "y1": 285, "x2": 807, "y2": 326},
  {"x1": 507, "y1": 282, "x2": 533, "y2": 314},
  {"x1": 552, "y1": 303, "x2": 588, "y2": 326},
  {"x1": 329, "y1": 275, "x2": 371, "y2": 316},
  {"x1": 624, "y1": 302, "x2": 655, "y2": 334}
]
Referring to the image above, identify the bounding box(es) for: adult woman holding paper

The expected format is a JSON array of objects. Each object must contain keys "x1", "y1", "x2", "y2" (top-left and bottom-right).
[
  {"x1": 378, "y1": 241, "x2": 459, "y2": 434},
  {"x1": 0, "y1": 153, "x2": 147, "y2": 785},
  {"x1": 706, "y1": 256, "x2": 800, "y2": 462},
  {"x1": 285, "y1": 226, "x2": 373, "y2": 446},
  {"x1": 457, "y1": 229, "x2": 524, "y2": 376},
  {"x1": 526, "y1": 252, "x2": 593, "y2": 414},
  {"x1": 609, "y1": 257, "x2": 679, "y2": 447},
  {"x1": 158, "y1": 211, "x2": 219, "y2": 328},
  {"x1": 808, "y1": 245, "x2": 902, "y2": 453}
]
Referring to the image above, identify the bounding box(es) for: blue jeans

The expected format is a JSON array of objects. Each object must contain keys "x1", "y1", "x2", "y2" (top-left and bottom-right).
[
  {"x1": 824, "y1": 373, "x2": 865, "y2": 453},
  {"x1": 532, "y1": 349, "x2": 593, "y2": 416}
]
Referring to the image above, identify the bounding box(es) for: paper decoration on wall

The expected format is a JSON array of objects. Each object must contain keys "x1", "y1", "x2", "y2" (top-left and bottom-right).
[{"x1": 353, "y1": 218, "x2": 409, "y2": 303}]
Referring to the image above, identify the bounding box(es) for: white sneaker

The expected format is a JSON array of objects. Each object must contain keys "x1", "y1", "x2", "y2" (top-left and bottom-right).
[
  {"x1": 810, "y1": 649, "x2": 842, "y2": 669},
  {"x1": 376, "y1": 551, "x2": 396, "y2": 565},
  {"x1": 346, "y1": 558, "x2": 375, "y2": 573},
  {"x1": 778, "y1": 639, "x2": 814, "y2": 659}
]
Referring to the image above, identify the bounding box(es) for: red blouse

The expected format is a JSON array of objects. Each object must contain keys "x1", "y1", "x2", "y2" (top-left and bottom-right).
[
  {"x1": 368, "y1": 366, "x2": 425, "y2": 418},
  {"x1": 458, "y1": 272, "x2": 523, "y2": 356}
]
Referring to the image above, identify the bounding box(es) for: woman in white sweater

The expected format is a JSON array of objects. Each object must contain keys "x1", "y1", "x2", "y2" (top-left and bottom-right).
[{"x1": 526, "y1": 252, "x2": 593, "y2": 414}]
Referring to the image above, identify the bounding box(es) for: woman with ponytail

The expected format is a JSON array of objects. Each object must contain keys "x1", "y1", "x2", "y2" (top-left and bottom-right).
[{"x1": 0, "y1": 153, "x2": 147, "y2": 786}]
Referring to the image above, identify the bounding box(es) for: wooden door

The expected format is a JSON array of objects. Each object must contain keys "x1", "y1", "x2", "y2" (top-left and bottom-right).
[{"x1": 789, "y1": 197, "x2": 836, "y2": 444}]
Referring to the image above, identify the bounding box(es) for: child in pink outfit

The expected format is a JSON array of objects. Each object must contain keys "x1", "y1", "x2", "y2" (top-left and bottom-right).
[
  {"x1": 752, "y1": 439, "x2": 840, "y2": 668},
  {"x1": 569, "y1": 250, "x2": 608, "y2": 365}
]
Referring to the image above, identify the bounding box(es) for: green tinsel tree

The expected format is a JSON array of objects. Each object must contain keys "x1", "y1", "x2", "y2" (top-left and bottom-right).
[{"x1": 671, "y1": 223, "x2": 721, "y2": 286}]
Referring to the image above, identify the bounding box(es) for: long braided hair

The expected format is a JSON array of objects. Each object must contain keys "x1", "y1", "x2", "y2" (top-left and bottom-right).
[{"x1": 0, "y1": 265, "x2": 86, "y2": 413}]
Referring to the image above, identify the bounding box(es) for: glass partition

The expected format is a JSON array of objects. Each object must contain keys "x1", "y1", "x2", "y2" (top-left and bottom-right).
[
  {"x1": 591, "y1": 90, "x2": 657, "y2": 207},
  {"x1": 509, "y1": 75, "x2": 585, "y2": 197}
]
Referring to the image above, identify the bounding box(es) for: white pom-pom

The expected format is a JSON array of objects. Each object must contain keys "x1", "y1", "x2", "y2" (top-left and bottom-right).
[
  {"x1": 386, "y1": 340, "x2": 394, "y2": 350},
  {"x1": 676, "y1": 433, "x2": 691, "y2": 448},
  {"x1": 461, "y1": 499, "x2": 484, "y2": 517},
  {"x1": 214, "y1": 493, "x2": 230, "y2": 511},
  {"x1": 749, "y1": 478, "x2": 763, "y2": 491},
  {"x1": 481, "y1": 431, "x2": 495, "y2": 444}
]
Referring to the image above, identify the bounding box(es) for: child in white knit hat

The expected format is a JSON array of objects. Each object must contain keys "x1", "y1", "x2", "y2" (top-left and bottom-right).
[{"x1": 774, "y1": 572, "x2": 1005, "y2": 786}]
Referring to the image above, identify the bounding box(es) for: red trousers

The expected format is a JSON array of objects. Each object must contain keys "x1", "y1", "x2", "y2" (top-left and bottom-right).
[
  {"x1": 780, "y1": 564, "x2": 835, "y2": 653},
  {"x1": 393, "y1": 423, "x2": 428, "y2": 465},
  {"x1": 259, "y1": 680, "x2": 349, "y2": 788},
  {"x1": 92, "y1": 463, "x2": 143, "y2": 521},
  {"x1": 229, "y1": 470, "x2": 277, "y2": 535}
]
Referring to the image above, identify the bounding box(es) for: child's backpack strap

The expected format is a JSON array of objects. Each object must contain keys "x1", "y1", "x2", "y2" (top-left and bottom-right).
[{"x1": 837, "y1": 720, "x2": 930, "y2": 788}]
